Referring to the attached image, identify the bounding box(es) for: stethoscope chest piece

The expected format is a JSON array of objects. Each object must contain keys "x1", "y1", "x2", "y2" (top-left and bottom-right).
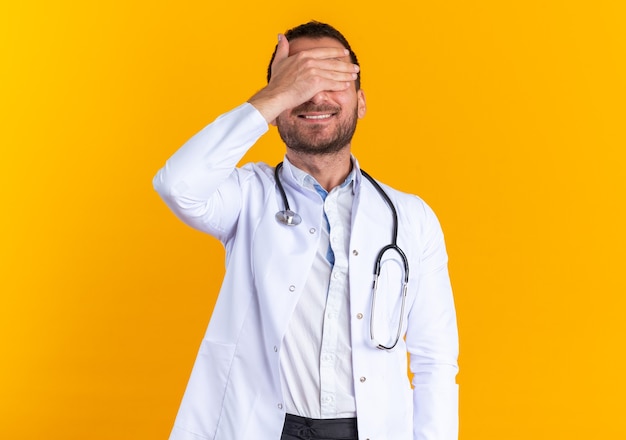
[
  {"x1": 275, "y1": 209, "x2": 302, "y2": 226},
  {"x1": 274, "y1": 162, "x2": 303, "y2": 227}
]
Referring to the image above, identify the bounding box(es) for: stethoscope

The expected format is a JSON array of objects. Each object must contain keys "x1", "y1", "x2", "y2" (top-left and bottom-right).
[{"x1": 274, "y1": 162, "x2": 409, "y2": 351}]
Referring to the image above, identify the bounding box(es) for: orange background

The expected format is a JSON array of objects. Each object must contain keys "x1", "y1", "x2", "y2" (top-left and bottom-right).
[{"x1": 2, "y1": 1, "x2": 625, "y2": 439}]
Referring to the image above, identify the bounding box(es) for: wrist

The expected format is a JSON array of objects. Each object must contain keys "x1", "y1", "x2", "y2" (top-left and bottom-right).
[{"x1": 248, "y1": 90, "x2": 285, "y2": 124}]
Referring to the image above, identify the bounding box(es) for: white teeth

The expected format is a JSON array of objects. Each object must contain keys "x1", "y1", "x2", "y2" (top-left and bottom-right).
[{"x1": 303, "y1": 114, "x2": 332, "y2": 119}]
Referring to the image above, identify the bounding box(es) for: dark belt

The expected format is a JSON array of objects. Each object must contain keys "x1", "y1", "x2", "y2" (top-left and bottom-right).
[{"x1": 280, "y1": 413, "x2": 359, "y2": 440}]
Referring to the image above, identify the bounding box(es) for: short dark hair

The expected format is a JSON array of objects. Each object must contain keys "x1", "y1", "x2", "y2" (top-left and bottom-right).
[{"x1": 266, "y1": 21, "x2": 361, "y2": 90}]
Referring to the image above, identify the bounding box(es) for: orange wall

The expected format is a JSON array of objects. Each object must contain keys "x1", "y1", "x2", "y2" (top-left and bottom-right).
[{"x1": 1, "y1": 1, "x2": 625, "y2": 439}]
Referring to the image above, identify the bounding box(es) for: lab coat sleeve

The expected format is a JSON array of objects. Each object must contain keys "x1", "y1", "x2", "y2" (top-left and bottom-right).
[
  {"x1": 405, "y1": 201, "x2": 459, "y2": 440},
  {"x1": 153, "y1": 103, "x2": 269, "y2": 241}
]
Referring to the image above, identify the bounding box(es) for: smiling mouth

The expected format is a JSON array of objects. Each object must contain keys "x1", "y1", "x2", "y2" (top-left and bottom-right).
[{"x1": 299, "y1": 113, "x2": 334, "y2": 120}]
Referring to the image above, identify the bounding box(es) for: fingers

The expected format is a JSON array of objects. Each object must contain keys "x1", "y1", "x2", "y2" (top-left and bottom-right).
[
  {"x1": 301, "y1": 57, "x2": 359, "y2": 82},
  {"x1": 281, "y1": 47, "x2": 358, "y2": 88},
  {"x1": 295, "y1": 53, "x2": 358, "y2": 73},
  {"x1": 295, "y1": 66, "x2": 356, "y2": 94},
  {"x1": 292, "y1": 54, "x2": 358, "y2": 97},
  {"x1": 273, "y1": 42, "x2": 357, "y2": 80}
]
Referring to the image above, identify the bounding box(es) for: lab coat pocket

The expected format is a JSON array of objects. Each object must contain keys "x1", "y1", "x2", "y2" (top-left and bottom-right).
[{"x1": 174, "y1": 340, "x2": 237, "y2": 439}]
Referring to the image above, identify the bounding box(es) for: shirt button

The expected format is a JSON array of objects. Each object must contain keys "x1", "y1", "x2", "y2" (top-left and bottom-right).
[
  {"x1": 360, "y1": 376, "x2": 367, "y2": 383},
  {"x1": 277, "y1": 403, "x2": 283, "y2": 409},
  {"x1": 289, "y1": 285, "x2": 295, "y2": 292},
  {"x1": 309, "y1": 228, "x2": 316, "y2": 234},
  {"x1": 352, "y1": 249, "x2": 359, "y2": 256},
  {"x1": 356, "y1": 313, "x2": 363, "y2": 319},
  {"x1": 273, "y1": 346, "x2": 278, "y2": 352}
]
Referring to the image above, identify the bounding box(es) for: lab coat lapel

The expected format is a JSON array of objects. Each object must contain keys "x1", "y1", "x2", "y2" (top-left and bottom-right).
[{"x1": 251, "y1": 169, "x2": 325, "y2": 343}]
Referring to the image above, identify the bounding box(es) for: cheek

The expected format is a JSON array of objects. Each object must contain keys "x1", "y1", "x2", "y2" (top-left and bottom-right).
[
  {"x1": 338, "y1": 92, "x2": 361, "y2": 114},
  {"x1": 275, "y1": 113, "x2": 291, "y2": 128}
]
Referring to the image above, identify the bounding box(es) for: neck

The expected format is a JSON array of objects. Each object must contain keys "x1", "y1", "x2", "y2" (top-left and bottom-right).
[{"x1": 286, "y1": 147, "x2": 353, "y2": 192}]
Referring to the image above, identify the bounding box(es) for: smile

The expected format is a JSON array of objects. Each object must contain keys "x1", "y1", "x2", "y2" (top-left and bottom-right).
[{"x1": 299, "y1": 114, "x2": 334, "y2": 120}]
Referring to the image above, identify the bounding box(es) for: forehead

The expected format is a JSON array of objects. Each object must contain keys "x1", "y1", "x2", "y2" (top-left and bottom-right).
[{"x1": 288, "y1": 36, "x2": 348, "y2": 57}]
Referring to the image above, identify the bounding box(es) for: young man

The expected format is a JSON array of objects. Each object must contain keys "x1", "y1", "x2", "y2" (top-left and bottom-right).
[{"x1": 154, "y1": 21, "x2": 459, "y2": 440}]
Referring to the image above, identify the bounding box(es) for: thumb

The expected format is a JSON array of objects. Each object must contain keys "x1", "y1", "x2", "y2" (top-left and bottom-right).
[{"x1": 272, "y1": 34, "x2": 290, "y2": 69}]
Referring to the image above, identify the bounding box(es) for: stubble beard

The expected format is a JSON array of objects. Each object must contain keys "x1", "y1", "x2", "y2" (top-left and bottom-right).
[{"x1": 276, "y1": 105, "x2": 359, "y2": 156}]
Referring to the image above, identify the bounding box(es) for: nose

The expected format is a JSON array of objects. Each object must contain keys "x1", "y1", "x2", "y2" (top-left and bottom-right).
[{"x1": 309, "y1": 91, "x2": 329, "y2": 105}]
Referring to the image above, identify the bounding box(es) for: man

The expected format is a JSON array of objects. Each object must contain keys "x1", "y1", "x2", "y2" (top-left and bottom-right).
[{"x1": 154, "y1": 21, "x2": 458, "y2": 440}]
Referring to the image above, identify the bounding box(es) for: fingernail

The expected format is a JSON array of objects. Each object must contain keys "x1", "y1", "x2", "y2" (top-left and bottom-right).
[{"x1": 278, "y1": 34, "x2": 283, "y2": 42}]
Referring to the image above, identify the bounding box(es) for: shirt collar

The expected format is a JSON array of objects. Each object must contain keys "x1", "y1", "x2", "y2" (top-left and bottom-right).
[{"x1": 282, "y1": 155, "x2": 362, "y2": 196}]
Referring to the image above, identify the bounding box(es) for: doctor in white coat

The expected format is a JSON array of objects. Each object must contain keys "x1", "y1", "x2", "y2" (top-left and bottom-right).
[{"x1": 154, "y1": 21, "x2": 459, "y2": 440}]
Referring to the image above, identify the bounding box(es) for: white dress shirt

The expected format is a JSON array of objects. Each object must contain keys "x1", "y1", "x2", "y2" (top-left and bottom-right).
[{"x1": 280, "y1": 165, "x2": 357, "y2": 418}]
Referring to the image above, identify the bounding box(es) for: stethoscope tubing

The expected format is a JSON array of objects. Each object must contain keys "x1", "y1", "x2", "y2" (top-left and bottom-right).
[{"x1": 274, "y1": 162, "x2": 409, "y2": 351}]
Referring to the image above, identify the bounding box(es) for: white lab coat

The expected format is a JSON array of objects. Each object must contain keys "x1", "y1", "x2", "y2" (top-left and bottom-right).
[{"x1": 154, "y1": 103, "x2": 459, "y2": 440}]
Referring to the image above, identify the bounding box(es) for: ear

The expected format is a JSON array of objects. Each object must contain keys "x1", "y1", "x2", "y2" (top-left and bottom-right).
[{"x1": 357, "y1": 89, "x2": 367, "y2": 119}]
